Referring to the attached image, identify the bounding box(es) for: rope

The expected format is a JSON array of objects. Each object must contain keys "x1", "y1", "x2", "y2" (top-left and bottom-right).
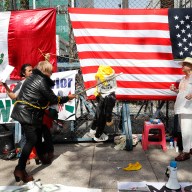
[{"x1": 14, "y1": 100, "x2": 50, "y2": 110}]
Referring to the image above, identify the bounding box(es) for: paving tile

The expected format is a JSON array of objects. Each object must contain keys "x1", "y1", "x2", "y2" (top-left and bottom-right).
[
  {"x1": 174, "y1": 160, "x2": 192, "y2": 182},
  {"x1": 102, "y1": 189, "x2": 117, "y2": 192},
  {"x1": 89, "y1": 160, "x2": 157, "y2": 189},
  {"x1": 0, "y1": 142, "x2": 192, "y2": 191},
  {"x1": 94, "y1": 142, "x2": 147, "y2": 161},
  {"x1": 54, "y1": 143, "x2": 95, "y2": 161},
  {"x1": 0, "y1": 159, "x2": 18, "y2": 185},
  {"x1": 144, "y1": 144, "x2": 179, "y2": 161},
  {"x1": 30, "y1": 157, "x2": 92, "y2": 187}
]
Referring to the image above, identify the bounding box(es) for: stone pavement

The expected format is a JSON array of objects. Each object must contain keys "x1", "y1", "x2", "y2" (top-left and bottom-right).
[{"x1": 0, "y1": 141, "x2": 192, "y2": 191}]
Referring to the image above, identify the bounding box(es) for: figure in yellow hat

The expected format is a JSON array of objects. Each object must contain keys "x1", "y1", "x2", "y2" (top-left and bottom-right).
[
  {"x1": 89, "y1": 65, "x2": 117, "y2": 142},
  {"x1": 170, "y1": 57, "x2": 192, "y2": 161}
]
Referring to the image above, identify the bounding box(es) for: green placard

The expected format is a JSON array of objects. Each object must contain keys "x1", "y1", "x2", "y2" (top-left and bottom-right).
[
  {"x1": 0, "y1": 99, "x2": 15, "y2": 123},
  {"x1": 65, "y1": 104, "x2": 74, "y2": 113}
]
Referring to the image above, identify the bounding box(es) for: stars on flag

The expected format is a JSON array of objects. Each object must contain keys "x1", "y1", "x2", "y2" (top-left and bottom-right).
[{"x1": 172, "y1": 13, "x2": 192, "y2": 57}]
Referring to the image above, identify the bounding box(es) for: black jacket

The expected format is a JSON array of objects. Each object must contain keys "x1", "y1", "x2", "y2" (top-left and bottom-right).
[{"x1": 11, "y1": 69, "x2": 69, "y2": 125}]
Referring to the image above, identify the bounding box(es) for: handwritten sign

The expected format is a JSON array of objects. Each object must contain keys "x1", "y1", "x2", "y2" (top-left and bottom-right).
[{"x1": 0, "y1": 65, "x2": 14, "y2": 83}]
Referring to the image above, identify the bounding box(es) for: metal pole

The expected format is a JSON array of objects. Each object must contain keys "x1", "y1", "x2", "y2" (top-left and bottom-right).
[
  {"x1": 12, "y1": 0, "x2": 16, "y2": 10},
  {"x1": 122, "y1": 0, "x2": 128, "y2": 8},
  {"x1": 71, "y1": 0, "x2": 75, "y2": 7},
  {"x1": 33, "y1": 0, "x2": 36, "y2": 9},
  {"x1": 166, "y1": 101, "x2": 169, "y2": 132},
  {"x1": 68, "y1": 0, "x2": 76, "y2": 63}
]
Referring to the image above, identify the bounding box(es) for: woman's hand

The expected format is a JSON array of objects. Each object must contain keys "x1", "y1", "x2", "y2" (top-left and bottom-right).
[
  {"x1": 170, "y1": 84, "x2": 178, "y2": 93},
  {"x1": 68, "y1": 94, "x2": 76, "y2": 100},
  {"x1": 170, "y1": 84, "x2": 176, "y2": 91},
  {"x1": 185, "y1": 94, "x2": 192, "y2": 100},
  {"x1": 45, "y1": 53, "x2": 50, "y2": 62}
]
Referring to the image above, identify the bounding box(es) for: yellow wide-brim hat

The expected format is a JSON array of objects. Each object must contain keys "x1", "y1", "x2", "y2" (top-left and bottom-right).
[{"x1": 179, "y1": 57, "x2": 192, "y2": 65}]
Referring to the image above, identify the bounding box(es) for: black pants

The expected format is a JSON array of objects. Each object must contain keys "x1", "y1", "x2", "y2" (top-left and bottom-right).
[
  {"x1": 16, "y1": 123, "x2": 44, "y2": 170},
  {"x1": 42, "y1": 124, "x2": 54, "y2": 153},
  {"x1": 173, "y1": 114, "x2": 183, "y2": 151},
  {"x1": 92, "y1": 92, "x2": 116, "y2": 138}
]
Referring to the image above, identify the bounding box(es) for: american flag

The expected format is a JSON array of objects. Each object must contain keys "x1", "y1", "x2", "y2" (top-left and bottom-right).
[
  {"x1": 68, "y1": 8, "x2": 186, "y2": 101},
  {"x1": 169, "y1": 8, "x2": 192, "y2": 59}
]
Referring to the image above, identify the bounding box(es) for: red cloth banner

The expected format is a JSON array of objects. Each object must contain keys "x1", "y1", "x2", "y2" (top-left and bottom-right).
[{"x1": 0, "y1": 8, "x2": 57, "y2": 80}]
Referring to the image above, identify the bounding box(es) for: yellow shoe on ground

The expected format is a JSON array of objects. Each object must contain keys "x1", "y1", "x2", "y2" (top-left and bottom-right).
[{"x1": 123, "y1": 162, "x2": 142, "y2": 171}]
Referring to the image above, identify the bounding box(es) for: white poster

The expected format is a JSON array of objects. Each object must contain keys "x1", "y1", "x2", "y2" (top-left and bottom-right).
[
  {"x1": 0, "y1": 80, "x2": 18, "y2": 123},
  {"x1": 0, "y1": 98, "x2": 15, "y2": 123},
  {"x1": 0, "y1": 71, "x2": 77, "y2": 122},
  {"x1": 0, "y1": 80, "x2": 17, "y2": 98},
  {"x1": 0, "y1": 64, "x2": 14, "y2": 83},
  {"x1": 51, "y1": 70, "x2": 78, "y2": 121},
  {"x1": 118, "y1": 181, "x2": 192, "y2": 191}
]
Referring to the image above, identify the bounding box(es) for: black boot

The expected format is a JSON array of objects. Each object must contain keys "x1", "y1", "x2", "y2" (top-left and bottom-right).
[{"x1": 13, "y1": 168, "x2": 34, "y2": 183}]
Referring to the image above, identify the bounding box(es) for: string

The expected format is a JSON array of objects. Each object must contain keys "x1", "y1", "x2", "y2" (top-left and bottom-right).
[{"x1": 38, "y1": 48, "x2": 78, "y2": 61}]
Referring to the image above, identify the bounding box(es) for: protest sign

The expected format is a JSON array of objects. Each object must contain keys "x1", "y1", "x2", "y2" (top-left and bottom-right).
[{"x1": 0, "y1": 71, "x2": 77, "y2": 123}]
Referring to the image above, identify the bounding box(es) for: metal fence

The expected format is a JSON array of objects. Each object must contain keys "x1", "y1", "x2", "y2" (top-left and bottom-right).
[{"x1": 0, "y1": 0, "x2": 189, "y2": 141}]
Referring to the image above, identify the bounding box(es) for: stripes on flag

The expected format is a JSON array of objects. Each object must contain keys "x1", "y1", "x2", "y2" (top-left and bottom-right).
[{"x1": 69, "y1": 8, "x2": 183, "y2": 100}]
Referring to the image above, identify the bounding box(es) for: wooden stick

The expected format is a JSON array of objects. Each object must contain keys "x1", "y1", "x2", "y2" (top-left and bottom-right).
[
  {"x1": 38, "y1": 48, "x2": 79, "y2": 61},
  {"x1": 38, "y1": 48, "x2": 51, "y2": 61},
  {"x1": 76, "y1": 72, "x2": 123, "y2": 95},
  {"x1": 38, "y1": 48, "x2": 46, "y2": 58}
]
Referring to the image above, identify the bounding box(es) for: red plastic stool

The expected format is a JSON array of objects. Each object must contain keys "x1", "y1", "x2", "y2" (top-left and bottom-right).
[{"x1": 142, "y1": 121, "x2": 167, "y2": 151}]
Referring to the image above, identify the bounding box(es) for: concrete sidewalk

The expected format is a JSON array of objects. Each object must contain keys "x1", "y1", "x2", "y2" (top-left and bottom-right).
[{"x1": 0, "y1": 142, "x2": 192, "y2": 191}]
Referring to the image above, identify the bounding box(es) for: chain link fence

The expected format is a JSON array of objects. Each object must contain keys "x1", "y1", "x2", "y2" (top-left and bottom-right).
[{"x1": 1, "y1": 0, "x2": 190, "y2": 141}]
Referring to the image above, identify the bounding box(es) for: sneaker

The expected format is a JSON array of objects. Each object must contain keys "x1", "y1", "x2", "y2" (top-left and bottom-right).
[
  {"x1": 87, "y1": 129, "x2": 96, "y2": 138},
  {"x1": 94, "y1": 133, "x2": 109, "y2": 142}
]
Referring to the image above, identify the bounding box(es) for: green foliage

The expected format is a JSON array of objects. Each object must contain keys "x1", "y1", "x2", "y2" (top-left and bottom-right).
[
  {"x1": 20, "y1": 0, "x2": 29, "y2": 9},
  {"x1": 4, "y1": 0, "x2": 9, "y2": 11}
]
